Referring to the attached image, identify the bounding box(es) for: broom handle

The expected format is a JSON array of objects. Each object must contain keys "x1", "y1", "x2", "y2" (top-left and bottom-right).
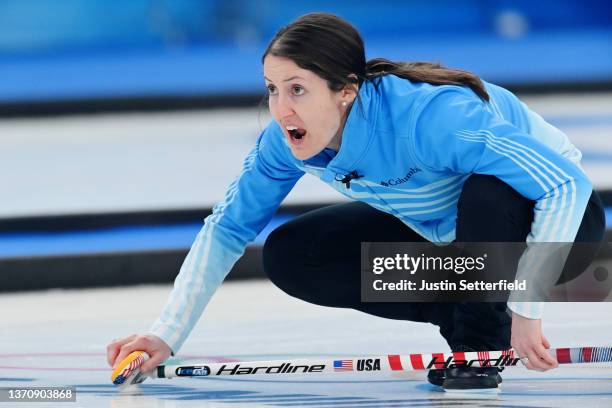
[{"x1": 153, "y1": 346, "x2": 612, "y2": 379}]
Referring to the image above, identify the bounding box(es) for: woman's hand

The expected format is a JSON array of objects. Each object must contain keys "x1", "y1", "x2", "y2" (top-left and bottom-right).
[
  {"x1": 107, "y1": 334, "x2": 172, "y2": 373},
  {"x1": 510, "y1": 313, "x2": 558, "y2": 371}
]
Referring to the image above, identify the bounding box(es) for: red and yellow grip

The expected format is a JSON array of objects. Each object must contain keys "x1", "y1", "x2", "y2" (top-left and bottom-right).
[{"x1": 111, "y1": 351, "x2": 148, "y2": 385}]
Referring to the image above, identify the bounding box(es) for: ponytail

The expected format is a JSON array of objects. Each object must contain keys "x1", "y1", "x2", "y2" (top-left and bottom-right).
[{"x1": 365, "y1": 58, "x2": 489, "y2": 102}]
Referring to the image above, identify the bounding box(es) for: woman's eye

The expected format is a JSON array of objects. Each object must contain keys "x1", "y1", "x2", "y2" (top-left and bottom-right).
[
  {"x1": 292, "y1": 86, "x2": 304, "y2": 95},
  {"x1": 267, "y1": 85, "x2": 277, "y2": 94}
]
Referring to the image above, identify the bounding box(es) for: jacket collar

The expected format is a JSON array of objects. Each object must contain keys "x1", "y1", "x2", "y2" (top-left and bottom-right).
[{"x1": 320, "y1": 79, "x2": 380, "y2": 182}]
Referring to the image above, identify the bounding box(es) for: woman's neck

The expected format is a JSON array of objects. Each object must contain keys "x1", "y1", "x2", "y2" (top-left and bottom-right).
[
  {"x1": 326, "y1": 102, "x2": 353, "y2": 151},
  {"x1": 327, "y1": 131, "x2": 342, "y2": 151}
]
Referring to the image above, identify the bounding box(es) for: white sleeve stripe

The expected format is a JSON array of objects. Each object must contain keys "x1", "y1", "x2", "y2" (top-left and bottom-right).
[
  {"x1": 459, "y1": 128, "x2": 578, "y2": 241},
  {"x1": 391, "y1": 188, "x2": 463, "y2": 209},
  {"x1": 456, "y1": 133, "x2": 559, "y2": 239},
  {"x1": 457, "y1": 131, "x2": 564, "y2": 186},
  {"x1": 162, "y1": 227, "x2": 206, "y2": 347},
  {"x1": 164, "y1": 147, "x2": 259, "y2": 349},
  {"x1": 456, "y1": 130, "x2": 576, "y2": 241},
  {"x1": 457, "y1": 133, "x2": 572, "y2": 242},
  {"x1": 466, "y1": 132, "x2": 575, "y2": 242},
  {"x1": 169, "y1": 220, "x2": 214, "y2": 348},
  {"x1": 458, "y1": 129, "x2": 573, "y2": 179},
  {"x1": 396, "y1": 197, "x2": 459, "y2": 216}
]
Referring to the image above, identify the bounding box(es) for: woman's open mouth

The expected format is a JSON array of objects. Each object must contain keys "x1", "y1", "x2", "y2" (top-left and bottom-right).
[{"x1": 286, "y1": 125, "x2": 307, "y2": 145}]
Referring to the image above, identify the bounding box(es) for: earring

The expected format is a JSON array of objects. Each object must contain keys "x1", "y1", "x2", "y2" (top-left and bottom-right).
[{"x1": 342, "y1": 101, "x2": 347, "y2": 107}]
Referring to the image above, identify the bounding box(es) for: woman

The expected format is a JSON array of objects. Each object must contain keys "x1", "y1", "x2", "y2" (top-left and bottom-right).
[{"x1": 107, "y1": 13, "x2": 605, "y2": 390}]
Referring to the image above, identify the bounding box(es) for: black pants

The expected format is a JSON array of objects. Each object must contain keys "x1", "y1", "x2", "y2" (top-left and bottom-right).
[{"x1": 263, "y1": 175, "x2": 606, "y2": 350}]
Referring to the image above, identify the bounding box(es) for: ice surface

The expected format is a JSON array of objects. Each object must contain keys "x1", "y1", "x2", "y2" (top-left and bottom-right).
[{"x1": 1, "y1": 280, "x2": 611, "y2": 407}]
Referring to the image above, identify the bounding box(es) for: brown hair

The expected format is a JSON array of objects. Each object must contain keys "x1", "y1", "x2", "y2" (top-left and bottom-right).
[{"x1": 262, "y1": 12, "x2": 489, "y2": 102}]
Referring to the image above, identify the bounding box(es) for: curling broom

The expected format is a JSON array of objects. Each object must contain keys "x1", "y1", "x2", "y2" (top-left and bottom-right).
[
  {"x1": 111, "y1": 346, "x2": 612, "y2": 386},
  {"x1": 111, "y1": 346, "x2": 612, "y2": 387}
]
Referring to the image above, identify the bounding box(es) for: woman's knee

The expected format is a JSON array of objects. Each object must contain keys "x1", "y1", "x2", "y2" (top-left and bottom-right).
[
  {"x1": 263, "y1": 219, "x2": 329, "y2": 303},
  {"x1": 262, "y1": 221, "x2": 299, "y2": 287}
]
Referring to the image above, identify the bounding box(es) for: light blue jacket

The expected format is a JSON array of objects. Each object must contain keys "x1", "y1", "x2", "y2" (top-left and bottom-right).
[{"x1": 150, "y1": 75, "x2": 591, "y2": 353}]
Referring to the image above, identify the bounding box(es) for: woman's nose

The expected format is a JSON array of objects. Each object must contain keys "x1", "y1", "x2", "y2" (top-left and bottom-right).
[{"x1": 276, "y1": 94, "x2": 294, "y2": 117}]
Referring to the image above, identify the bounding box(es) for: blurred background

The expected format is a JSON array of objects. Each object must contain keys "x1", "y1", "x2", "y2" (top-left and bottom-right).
[{"x1": 1, "y1": 0, "x2": 611, "y2": 291}]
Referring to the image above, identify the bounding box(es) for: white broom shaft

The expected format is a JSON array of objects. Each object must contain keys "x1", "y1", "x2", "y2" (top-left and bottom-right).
[{"x1": 153, "y1": 346, "x2": 612, "y2": 379}]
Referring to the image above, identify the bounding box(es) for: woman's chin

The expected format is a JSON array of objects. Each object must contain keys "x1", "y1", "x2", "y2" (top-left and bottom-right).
[{"x1": 290, "y1": 146, "x2": 316, "y2": 161}]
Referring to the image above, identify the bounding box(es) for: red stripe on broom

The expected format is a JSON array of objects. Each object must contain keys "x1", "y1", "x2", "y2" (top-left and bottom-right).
[
  {"x1": 582, "y1": 347, "x2": 593, "y2": 363},
  {"x1": 431, "y1": 353, "x2": 445, "y2": 369},
  {"x1": 453, "y1": 351, "x2": 466, "y2": 362},
  {"x1": 410, "y1": 354, "x2": 425, "y2": 370},
  {"x1": 556, "y1": 348, "x2": 571, "y2": 364},
  {"x1": 388, "y1": 355, "x2": 403, "y2": 370}
]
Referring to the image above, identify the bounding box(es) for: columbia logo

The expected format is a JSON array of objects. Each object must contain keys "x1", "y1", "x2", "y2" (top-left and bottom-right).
[{"x1": 380, "y1": 167, "x2": 421, "y2": 187}]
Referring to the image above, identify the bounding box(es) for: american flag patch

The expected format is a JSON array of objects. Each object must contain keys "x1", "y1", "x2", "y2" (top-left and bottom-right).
[{"x1": 333, "y1": 359, "x2": 353, "y2": 371}]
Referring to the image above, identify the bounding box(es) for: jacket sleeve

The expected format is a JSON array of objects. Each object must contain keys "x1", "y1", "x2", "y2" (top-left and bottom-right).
[
  {"x1": 413, "y1": 89, "x2": 593, "y2": 319},
  {"x1": 149, "y1": 124, "x2": 303, "y2": 352}
]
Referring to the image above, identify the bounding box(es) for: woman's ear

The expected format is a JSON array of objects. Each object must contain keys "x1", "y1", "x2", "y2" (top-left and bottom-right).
[{"x1": 342, "y1": 74, "x2": 359, "y2": 101}]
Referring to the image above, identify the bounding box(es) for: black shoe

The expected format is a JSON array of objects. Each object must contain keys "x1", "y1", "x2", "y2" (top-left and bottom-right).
[
  {"x1": 442, "y1": 366, "x2": 504, "y2": 391},
  {"x1": 427, "y1": 368, "x2": 445, "y2": 387}
]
